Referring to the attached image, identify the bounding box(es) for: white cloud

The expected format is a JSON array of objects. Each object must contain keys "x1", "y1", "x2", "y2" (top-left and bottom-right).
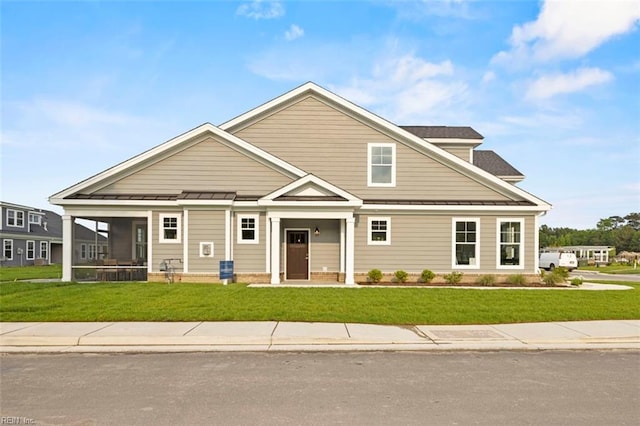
[
  {"x1": 481, "y1": 71, "x2": 495, "y2": 84},
  {"x1": 525, "y1": 67, "x2": 613, "y2": 100},
  {"x1": 331, "y1": 53, "x2": 468, "y2": 123},
  {"x1": 493, "y1": 0, "x2": 640, "y2": 64},
  {"x1": 236, "y1": 1, "x2": 284, "y2": 20},
  {"x1": 285, "y1": 24, "x2": 304, "y2": 41}
]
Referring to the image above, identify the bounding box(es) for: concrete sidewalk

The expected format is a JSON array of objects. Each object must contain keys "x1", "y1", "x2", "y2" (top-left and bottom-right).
[{"x1": 1, "y1": 320, "x2": 638, "y2": 353}]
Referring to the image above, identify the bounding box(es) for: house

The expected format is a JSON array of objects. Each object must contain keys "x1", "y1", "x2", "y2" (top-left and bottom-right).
[
  {"x1": 0, "y1": 201, "x2": 107, "y2": 268},
  {"x1": 49, "y1": 82, "x2": 550, "y2": 284},
  {"x1": 542, "y1": 246, "x2": 614, "y2": 265}
]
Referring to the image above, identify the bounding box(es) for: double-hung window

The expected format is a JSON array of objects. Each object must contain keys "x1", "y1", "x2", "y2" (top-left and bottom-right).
[
  {"x1": 26, "y1": 241, "x2": 35, "y2": 260},
  {"x1": 3, "y1": 240, "x2": 13, "y2": 260},
  {"x1": 7, "y1": 210, "x2": 24, "y2": 227},
  {"x1": 368, "y1": 217, "x2": 391, "y2": 245},
  {"x1": 40, "y1": 241, "x2": 49, "y2": 260},
  {"x1": 237, "y1": 214, "x2": 259, "y2": 244},
  {"x1": 81, "y1": 243, "x2": 87, "y2": 260},
  {"x1": 497, "y1": 219, "x2": 523, "y2": 268},
  {"x1": 159, "y1": 214, "x2": 181, "y2": 243},
  {"x1": 368, "y1": 143, "x2": 396, "y2": 187},
  {"x1": 452, "y1": 218, "x2": 480, "y2": 268}
]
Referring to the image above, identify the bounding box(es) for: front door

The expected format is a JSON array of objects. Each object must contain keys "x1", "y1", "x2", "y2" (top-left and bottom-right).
[{"x1": 286, "y1": 230, "x2": 309, "y2": 280}]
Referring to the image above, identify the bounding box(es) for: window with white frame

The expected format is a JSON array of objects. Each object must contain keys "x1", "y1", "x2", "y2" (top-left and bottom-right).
[
  {"x1": 28, "y1": 213, "x2": 42, "y2": 225},
  {"x1": 368, "y1": 143, "x2": 396, "y2": 186},
  {"x1": 453, "y1": 218, "x2": 480, "y2": 268},
  {"x1": 88, "y1": 244, "x2": 95, "y2": 260},
  {"x1": 498, "y1": 219, "x2": 523, "y2": 268},
  {"x1": 40, "y1": 241, "x2": 49, "y2": 260},
  {"x1": 159, "y1": 214, "x2": 181, "y2": 243},
  {"x1": 368, "y1": 217, "x2": 391, "y2": 245},
  {"x1": 237, "y1": 214, "x2": 259, "y2": 244},
  {"x1": 80, "y1": 243, "x2": 87, "y2": 260},
  {"x1": 3, "y1": 239, "x2": 13, "y2": 260},
  {"x1": 26, "y1": 241, "x2": 35, "y2": 260},
  {"x1": 7, "y1": 210, "x2": 24, "y2": 227}
]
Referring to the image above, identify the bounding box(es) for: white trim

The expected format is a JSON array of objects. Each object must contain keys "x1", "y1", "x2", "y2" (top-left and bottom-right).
[
  {"x1": 534, "y1": 214, "x2": 541, "y2": 272},
  {"x1": 39, "y1": 241, "x2": 49, "y2": 262},
  {"x1": 284, "y1": 228, "x2": 310, "y2": 281},
  {"x1": 237, "y1": 213, "x2": 259, "y2": 244},
  {"x1": 147, "y1": 211, "x2": 153, "y2": 274},
  {"x1": 452, "y1": 217, "x2": 480, "y2": 269},
  {"x1": 182, "y1": 209, "x2": 189, "y2": 272},
  {"x1": 496, "y1": 218, "x2": 524, "y2": 270},
  {"x1": 62, "y1": 216, "x2": 73, "y2": 281},
  {"x1": 345, "y1": 217, "x2": 355, "y2": 285},
  {"x1": 3, "y1": 239, "x2": 13, "y2": 261},
  {"x1": 270, "y1": 218, "x2": 281, "y2": 284},
  {"x1": 339, "y1": 219, "x2": 345, "y2": 273},
  {"x1": 26, "y1": 240, "x2": 35, "y2": 260},
  {"x1": 367, "y1": 217, "x2": 391, "y2": 245},
  {"x1": 225, "y1": 209, "x2": 232, "y2": 261},
  {"x1": 260, "y1": 174, "x2": 363, "y2": 206},
  {"x1": 267, "y1": 211, "x2": 354, "y2": 220},
  {"x1": 367, "y1": 143, "x2": 396, "y2": 187},
  {"x1": 6, "y1": 209, "x2": 24, "y2": 228},
  {"x1": 199, "y1": 242, "x2": 214, "y2": 258},
  {"x1": 265, "y1": 215, "x2": 271, "y2": 273},
  {"x1": 159, "y1": 213, "x2": 181, "y2": 244},
  {"x1": 80, "y1": 243, "x2": 87, "y2": 260},
  {"x1": 361, "y1": 204, "x2": 550, "y2": 212}
]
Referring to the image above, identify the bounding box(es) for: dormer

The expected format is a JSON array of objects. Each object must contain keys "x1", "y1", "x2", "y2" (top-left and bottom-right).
[{"x1": 400, "y1": 126, "x2": 483, "y2": 163}]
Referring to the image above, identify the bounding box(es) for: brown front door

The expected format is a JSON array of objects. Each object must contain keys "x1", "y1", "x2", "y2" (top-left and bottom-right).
[{"x1": 286, "y1": 230, "x2": 309, "y2": 280}]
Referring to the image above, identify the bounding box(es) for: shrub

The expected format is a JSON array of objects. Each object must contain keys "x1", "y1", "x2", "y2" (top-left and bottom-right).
[
  {"x1": 554, "y1": 267, "x2": 570, "y2": 280},
  {"x1": 506, "y1": 274, "x2": 527, "y2": 286},
  {"x1": 571, "y1": 277, "x2": 584, "y2": 286},
  {"x1": 367, "y1": 269, "x2": 383, "y2": 283},
  {"x1": 420, "y1": 269, "x2": 436, "y2": 283},
  {"x1": 542, "y1": 271, "x2": 565, "y2": 285},
  {"x1": 443, "y1": 271, "x2": 463, "y2": 285},
  {"x1": 476, "y1": 274, "x2": 496, "y2": 286},
  {"x1": 394, "y1": 270, "x2": 408, "y2": 283}
]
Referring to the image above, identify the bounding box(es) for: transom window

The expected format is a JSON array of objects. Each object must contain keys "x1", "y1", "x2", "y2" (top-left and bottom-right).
[
  {"x1": 368, "y1": 217, "x2": 391, "y2": 245},
  {"x1": 368, "y1": 143, "x2": 396, "y2": 187},
  {"x1": 7, "y1": 210, "x2": 24, "y2": 227},
  {"x1": 498, "y1": 219, "x2": 523, "y2": 268},
  {"x1": 159, "y1": 213, "x2": 181, "y2": 243},
  {"x1": 237, "y1": 214, "x2": 259, "y2": 244},
  {"x1": 452, "y1": 218, "x2": 480, "y2": 268}
]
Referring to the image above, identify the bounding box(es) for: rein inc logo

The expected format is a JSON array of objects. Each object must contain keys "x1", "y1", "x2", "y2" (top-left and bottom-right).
[{"x1": 0, "y1": 418, "x2": 35, "y2": 425}]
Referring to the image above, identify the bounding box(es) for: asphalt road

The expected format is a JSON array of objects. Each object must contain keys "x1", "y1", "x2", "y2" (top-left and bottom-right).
[
  {"x1": 1, "y1": 351, "x2": 639, "y2": 425},
  {"x1": 572, "y1": 270, "x2": 640, "y2": 282}
]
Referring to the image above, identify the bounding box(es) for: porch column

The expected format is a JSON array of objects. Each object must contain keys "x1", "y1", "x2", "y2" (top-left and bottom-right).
[
  {"x1": 270, "y1": 218, "x2": 280, "y2": 284},
  {"x1": 62, "y1": 215, "x2": 73, "y2": 281},
  {"x1": 345, "y1": 217, "x2": 355, "y2": 285}
]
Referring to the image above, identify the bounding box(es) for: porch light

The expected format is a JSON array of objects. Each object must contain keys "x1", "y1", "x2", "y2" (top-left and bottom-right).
[{"x1": 314, "y1": 227, "x2": 320, "y2": 236}]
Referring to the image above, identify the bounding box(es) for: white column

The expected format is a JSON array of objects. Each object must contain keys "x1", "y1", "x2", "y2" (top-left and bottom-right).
[
  {"x1": 225, "y1": 209, "x2": 232, "y2": 260},
  {"x1": 182, "y1": 209, "x2": 189, "y2": 273},
  {"x1": 62, "y1": 215, "x2": 73, "y2": 281},
  {"x1": 265, "y1": 216, "x2": 271, "y2": 273},
  {"x1": 339, "y1": 219, "x2": 345, "y2": 273},
  {"x1": 270, "y1": 217, "x2": 281, "y2": 284},
  {"x1": 345, "y1": 216, "x2": 355, "y2": 285},
  {"x1": 147, "y1": 211, "x2": 153, "y2": 275}
]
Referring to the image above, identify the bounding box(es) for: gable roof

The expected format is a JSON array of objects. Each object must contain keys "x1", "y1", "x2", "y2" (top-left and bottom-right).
[
  {"x1": 473, "y1": 150, "x2": 524, "y2": 179},
  {"x1": 400, "y1": 126, "x2": 483, "y2": 140},
  {"x1": 259, "y1": 174, "x2": 362, "y2": 207},
  {"x1": 50, "y1": 123, "x2": 307, "y2": 204},
  {"x1": 220, "y1": 82, "x2": 550, "y2": 210}
]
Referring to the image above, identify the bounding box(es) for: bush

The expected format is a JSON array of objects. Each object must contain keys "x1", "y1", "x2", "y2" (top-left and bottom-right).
[
  {"x1": 443, "y1": 271, "x2": 463, "y2": 285},
  {"x1": 506, "y1": 274, "x2": 527, "y2": 286},
  {"x1": 554, "y1": 267, "x2": 570, "y2": 280},
  {"x1": 394, "y1": 270, "x2": 408, "y2": 283},
  {"x1": 542, "y1": 271, "x2": 566, "y2": 285},
  {"x1": 476, "y1": 274, "x2": 496, "y2": 286},
  {"x1": 420, "y1": 269, "x2": 436, "y2": 284},
  {"x1": 367, "y1": 269, "x2": 383, "y2": 283},
  {"x1": 571, "y1": 277, "x2": 584, "y2": 286}
]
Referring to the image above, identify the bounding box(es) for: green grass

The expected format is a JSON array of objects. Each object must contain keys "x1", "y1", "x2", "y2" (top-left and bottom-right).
[
  {"x1": 1, "y1": 280, "x2": 638, "y2": 324},
  {"x1": 577, "y1": 264, "x2": 640, "y2": 274},
  {"x1": 0, "y1": 264, "x2": 62, "y2": 281}
]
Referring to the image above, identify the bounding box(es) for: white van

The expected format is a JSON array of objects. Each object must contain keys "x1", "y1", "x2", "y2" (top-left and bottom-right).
[{"x1": 539, "y1": 252, "x2": 578, "y2": 271}]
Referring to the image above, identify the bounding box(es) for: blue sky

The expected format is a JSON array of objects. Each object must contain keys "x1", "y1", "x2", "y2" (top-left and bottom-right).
[{"x1": 2, "y1": 0, "x2": 639, "y2": 229}]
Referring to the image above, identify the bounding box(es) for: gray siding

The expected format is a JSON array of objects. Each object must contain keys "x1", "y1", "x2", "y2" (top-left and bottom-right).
[
  {"x1": 354, "y1": 213, "x2": 538, "y2": 274},
  {"x1": 151, "y1": 211, "x2": 183, "y2": 271},
  {"x1": 187, "y1": 210, "x2": 226, "y2": 273},
  {"x1": 233, "y1": 212, "x2": 266, "y2": 273},
  {"x1": 96, "y1": 135, "x2": 292, "y2": 196},
  {"x1": 233, "y1": 96, "x2": 512, "y2": 201},
  {"x1": 282, "y1": 219, "x2": 340, "y2": 273}
]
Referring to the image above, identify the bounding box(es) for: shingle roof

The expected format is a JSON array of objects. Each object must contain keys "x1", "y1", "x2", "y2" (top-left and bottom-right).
[
  {"x1": 473, "y1": 150, "x2": 524, "y2": 177},
  {"x1": 400, "y1": 126, "x2": 484, "y2": 139}
]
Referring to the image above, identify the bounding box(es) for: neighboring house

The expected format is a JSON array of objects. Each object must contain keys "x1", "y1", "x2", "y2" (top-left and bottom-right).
[
  {"x1": 50, "y1": 82, "x2": 550, "y2": 284},
  {"x1": 542, "y1": 246, "x2": 613, "y2": 265},
  {"x1": 0, "y1": 201, "x2": 106, "y2": 267}
]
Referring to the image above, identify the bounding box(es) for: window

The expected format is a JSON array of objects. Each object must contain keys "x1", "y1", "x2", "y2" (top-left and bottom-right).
[
  {"x1": 452, "y1": 218, "x2": 480, "y2": 268},
  {"x1": 28, "y1": 213, "x2": 41, "y2": 225},
  {"x1": 368, "y1": 143, "x2": 396, "y2": 186},
  {"x1": 88, "y1": 244, "x2": 95, "y2": 260},
  {"x1": 40, "y1": 241, "x2": 49, "y2": 260},
  {"x1": 3, "y1": 240, "x2": 13, "y2": 260},
  {"x1": 368, "y1": 217, "x2": 391, "y2": 245},
  {"x1": 159, "y1": 214, "x2": 181, "y2": 243},
  {"x1": 498, "y1": 219, "x2": 523, "y2": 268},
  {"x1": 81, "y1": 243, "x2": 87, "y2": 260},
  {"x1": 7, "y1": 210, "x2": 24, "y2": 227},
  {"x1": 237, "y1": 214, "x2": 259, "y2": 244},
  {"x1": 26, "y1": 241, "x2": 35, "y2": 260}
]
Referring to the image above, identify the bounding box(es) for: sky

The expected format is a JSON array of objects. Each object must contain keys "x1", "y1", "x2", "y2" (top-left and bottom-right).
[{"x1": 1, "y1": 0, "x2": 639, "y2": 230}]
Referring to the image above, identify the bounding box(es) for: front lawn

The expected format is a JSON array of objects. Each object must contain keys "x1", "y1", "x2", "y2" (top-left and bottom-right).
[
  {"x1": 578, "y1": 264, "x2": 640, "y2": 274},
  {"x1": 0, "y1": 264, "x2": 62, "y2": 281},
  {"x1": 1, "y1": 281, "x2": 638, "y2": 324}
]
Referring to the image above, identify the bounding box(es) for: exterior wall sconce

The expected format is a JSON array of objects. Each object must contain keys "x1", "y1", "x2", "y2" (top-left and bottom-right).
[{"x1": 314, "y1": 227, "x2": 320, "y2": 236}]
